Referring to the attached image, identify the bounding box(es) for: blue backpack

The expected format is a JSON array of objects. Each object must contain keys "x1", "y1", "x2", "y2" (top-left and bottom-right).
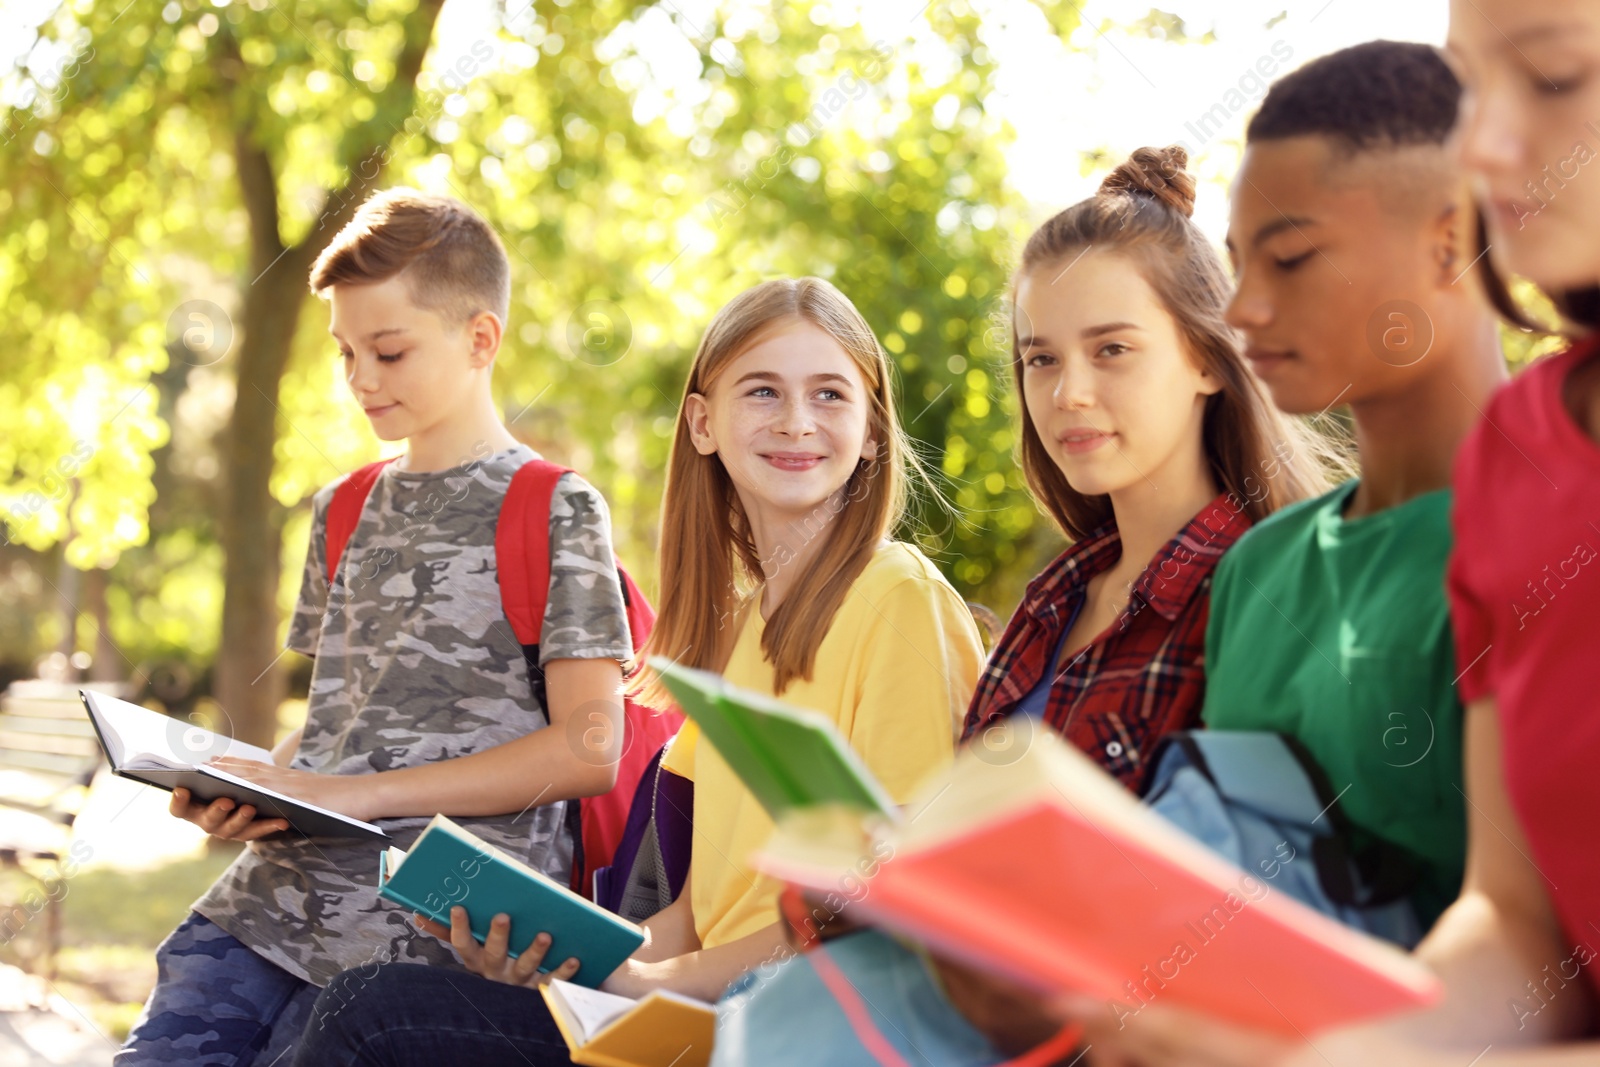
[{"x1": 1143, "y1": 730, "x2": 1424, "y2": 948}]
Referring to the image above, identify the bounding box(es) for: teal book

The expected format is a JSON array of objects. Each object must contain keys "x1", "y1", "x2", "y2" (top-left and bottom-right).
[
  {"x1": 649, "y1": 656, "x2": 898, "y2": 820},
  {"x1": 377, "y1": 814, "x2": 644, "y2": 989}
]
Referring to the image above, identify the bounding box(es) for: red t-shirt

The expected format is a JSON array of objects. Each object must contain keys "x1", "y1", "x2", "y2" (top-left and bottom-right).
[{"x1": 1447, "y1": 334, "x2": 1600, "y2": 992}]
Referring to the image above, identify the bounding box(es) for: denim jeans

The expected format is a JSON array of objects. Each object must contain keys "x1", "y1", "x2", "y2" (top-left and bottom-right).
[
  {"x1": 117, "y1": 912, "x2": 320, "y2": 1066},
  {"x1": 291, "y1": 962, "x2": 574, "y2": 1066},
  {"x1": 296, "y1": 933, "x2": 1024, "y2": 1067}
]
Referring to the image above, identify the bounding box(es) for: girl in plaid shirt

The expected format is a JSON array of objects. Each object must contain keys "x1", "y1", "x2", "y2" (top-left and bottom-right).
[
  {"x1": 931, "y1": 145, "x2": 1343, "y2": 1057},
  {"x1": 961, "y1": 145, "x2": 1338, "y2": 793}
]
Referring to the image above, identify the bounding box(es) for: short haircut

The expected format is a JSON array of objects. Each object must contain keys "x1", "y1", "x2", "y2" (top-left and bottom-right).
[
  {"x1": 1249, "y1": 40, "x2": 1544, "y2": 332},
  {"x1": 1247, "y1": 40, "x2": 1459, "y2": 152},
  {"x1": 309, "y1": 188, "x2": 511, "y2": 325}
]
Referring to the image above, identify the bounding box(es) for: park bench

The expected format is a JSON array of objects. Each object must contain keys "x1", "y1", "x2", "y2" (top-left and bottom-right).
[{"x1": 0, "y1": 679, "x2": 121, "y2": 980}]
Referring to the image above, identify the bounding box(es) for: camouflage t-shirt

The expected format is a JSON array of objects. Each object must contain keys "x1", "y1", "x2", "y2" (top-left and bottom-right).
[{"x1": 193, "y1": 444, "x2": 633, "y2": 987}]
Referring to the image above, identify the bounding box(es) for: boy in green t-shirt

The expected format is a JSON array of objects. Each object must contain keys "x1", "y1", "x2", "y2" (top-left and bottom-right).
[{"x1": 1202, "y1": 41, "x2": 1510, "y2": 927}]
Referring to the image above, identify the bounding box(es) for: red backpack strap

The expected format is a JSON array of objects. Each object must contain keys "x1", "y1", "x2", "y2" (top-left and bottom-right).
[
  {"x1": 496, "y1": 460, "x2": 574, "y2": 648},
  {"x1": 807, "y1": 947, "x2": 1084, "y2": 1067},
  {"x1": 324, "y1": 459, "x2": 395, "y2": 585}
]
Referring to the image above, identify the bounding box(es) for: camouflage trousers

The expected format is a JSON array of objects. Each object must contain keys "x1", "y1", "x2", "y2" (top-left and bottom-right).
[{"x1": 116, "y1": 912, "x2": 320, "y2": 1066}]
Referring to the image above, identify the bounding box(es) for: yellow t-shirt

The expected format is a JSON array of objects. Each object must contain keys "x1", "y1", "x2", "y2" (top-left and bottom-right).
[{"x1": 659, "y1": 541, "x2": 984, "y2": 949}]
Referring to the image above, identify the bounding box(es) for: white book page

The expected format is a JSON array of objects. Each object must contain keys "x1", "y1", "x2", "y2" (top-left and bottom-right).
[
  {"x1": 90, "y1": 693, "x2": 274, "y2": 769},
  {"x1": 546, "y1": 980, "x2": 637, "y2": 1043},
  {"x1": 210, "y1": 734, "x2": 277, "y2": 763},
  {"x1": 645, "y1": 989, "x2": 716, "y2": 1012}
]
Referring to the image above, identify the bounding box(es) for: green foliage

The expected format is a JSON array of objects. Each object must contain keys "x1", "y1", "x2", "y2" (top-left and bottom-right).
[
  {"x1": 6, "y1": 0, "x2": 1579, "y2": 681},
  {"x1": 3, "y1": 0, "x2": 1078, "y2": 678},
  {"x1": 1501, "y1": 278, "x2": 1573, "y2": 368},
  {"x1": 1124, "y1": 8, "x2": 1217, "y2": 45}
]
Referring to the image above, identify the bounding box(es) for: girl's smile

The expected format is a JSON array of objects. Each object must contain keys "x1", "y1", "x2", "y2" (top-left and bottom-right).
[
  {"x1": 761, "y1": 452, "x2": 827, "y2": 471},
  {"x1": 686, "y1": 318, "x2": 876, "y2": 532}
]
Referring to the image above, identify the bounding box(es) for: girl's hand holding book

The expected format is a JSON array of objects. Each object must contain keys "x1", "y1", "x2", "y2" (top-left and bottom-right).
[
  {"x1": 1057, "y1": 994, "x2": 1297, "y2": 1067},
  {"x1": 1062, "y1": 996, "x2": 1456, "y2": 1067},
  {"x1": 414, "y1": 906, "x2": 582, "y2": 989}
]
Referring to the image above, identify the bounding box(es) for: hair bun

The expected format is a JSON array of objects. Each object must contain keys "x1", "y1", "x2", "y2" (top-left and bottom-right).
[{"x1": 1098, "y1": 146, "x2": 1197, "y2": 219}]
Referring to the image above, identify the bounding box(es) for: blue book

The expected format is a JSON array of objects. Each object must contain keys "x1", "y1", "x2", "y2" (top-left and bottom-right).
[{"x1": 378, "y1": 814, "x2": 645, "y2": 989}]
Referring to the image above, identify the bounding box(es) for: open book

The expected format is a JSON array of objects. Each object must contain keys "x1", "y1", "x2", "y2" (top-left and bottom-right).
[
  {"x1": 648, "y1": 656, "x2": 897, "y2": 819},
  {"x1": 540, "y1": 979, "x2": 714, "y2": 1067},
  {"x1": 378, "y1": 814, "x2": 645, "y2": 989},
  {"x1": 755, "y1": 729, "x2": 1443, "y2": 1037},
  {"x1": 78, "y1": 689, "x2": 388, "y2": 841}
]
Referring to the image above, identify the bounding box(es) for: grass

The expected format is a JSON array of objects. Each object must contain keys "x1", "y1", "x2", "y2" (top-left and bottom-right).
[
  {"x1": 0, "y1": 701, "x2": 311, "y2": 1042},
  {"x1": 0, "y1": 846, "x2": 242, "y2": 1041}
]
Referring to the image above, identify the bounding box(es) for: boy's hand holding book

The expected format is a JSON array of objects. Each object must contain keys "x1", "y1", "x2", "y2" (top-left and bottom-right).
[
  {"x1": 202, "y1": 756, "x2": 377, "y2": 821},
  {"x1": 168, "y1": 722, "x2": 379, "y2": 841},
  {"x1": 1055, "y1": 993, "x2": 1296, "y2": 1067},
  {"x1": 81, "y1": 691, "x2": 387, "y2": 841},
  {"x1": 931, "y1": 954, "x2": 1079, "y2": 1057},
  {"x1": 169, "y1": 786, "x2": 292, "y2": 842}
]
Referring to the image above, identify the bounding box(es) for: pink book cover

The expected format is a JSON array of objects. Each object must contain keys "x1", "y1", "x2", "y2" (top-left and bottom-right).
[{"x1": 757, "y1": 738, "x2": 1441, "y2": 1036}]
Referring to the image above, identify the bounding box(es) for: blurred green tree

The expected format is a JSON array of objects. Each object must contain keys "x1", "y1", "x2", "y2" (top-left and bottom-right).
[
  {"x1": 0, "y1": 0, "x2": 1078, "y2": 744},
  {"x1": 3, "y1": 0, "x2": 448, "y2": 742}
]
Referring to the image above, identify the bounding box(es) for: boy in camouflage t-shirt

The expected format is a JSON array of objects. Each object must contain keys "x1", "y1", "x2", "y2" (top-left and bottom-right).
[{"x1": 117, "y1": 191, "x2": 633, "y2": 1066}]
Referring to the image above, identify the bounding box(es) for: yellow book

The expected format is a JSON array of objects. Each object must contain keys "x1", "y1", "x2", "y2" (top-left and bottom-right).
[{"x1": 540, "y1": 979, "x2": 716, "y2": 1067}]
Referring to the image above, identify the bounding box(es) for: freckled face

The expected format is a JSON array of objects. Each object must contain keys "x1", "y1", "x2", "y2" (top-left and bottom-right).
[{"x1": 685, "y1": 318, "x2": 877, "y2": 526}]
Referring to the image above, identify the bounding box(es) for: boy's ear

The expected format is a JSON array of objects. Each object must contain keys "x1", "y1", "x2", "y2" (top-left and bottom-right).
[
  {"x1": 684, "y1": 393, "x2": 718, "y2": 455},
  {"x1": 466, "y1": 311, "x2": 503, "y2": 369},
  {"x1": 1431, "y1": 201, "x2": 1466, "y2": 287}
]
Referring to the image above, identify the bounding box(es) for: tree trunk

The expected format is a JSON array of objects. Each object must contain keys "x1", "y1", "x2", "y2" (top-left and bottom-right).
[
  {"x1": 52, "y1": 539, "x2": 77, "y2": 678},
  {"x1": 213, "y1": 264, "x2": 304, "y2": 748},
  {"x1": 209, "y1": 0, "x2": 445, "y2": 749},
  {"x1": 85, "y1": 566, "x2": 120, "y2": 683}
]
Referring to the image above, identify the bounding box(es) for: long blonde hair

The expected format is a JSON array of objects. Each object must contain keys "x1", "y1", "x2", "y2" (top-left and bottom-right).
[
  {"x1": 1015, "y1": 146, "x2": 1344, "y2": 539},
  {"x1": 635, "y1": 277, "x2": 915, "y2": 704}
]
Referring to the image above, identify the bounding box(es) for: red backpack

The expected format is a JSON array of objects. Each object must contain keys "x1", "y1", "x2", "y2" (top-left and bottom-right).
[{"x1": 323, "y1": 457, "x2": 682, "y2": 899}]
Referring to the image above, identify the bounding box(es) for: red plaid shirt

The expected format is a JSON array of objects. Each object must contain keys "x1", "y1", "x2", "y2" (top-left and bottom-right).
[{"x1": 962, "y1": 494, "x2": 1252, "y2": 790}]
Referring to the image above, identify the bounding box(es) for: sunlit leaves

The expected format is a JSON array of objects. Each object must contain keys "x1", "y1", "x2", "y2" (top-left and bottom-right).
[{"x1": 2, "y1": 0, "x2": 1087, "y2": 673}]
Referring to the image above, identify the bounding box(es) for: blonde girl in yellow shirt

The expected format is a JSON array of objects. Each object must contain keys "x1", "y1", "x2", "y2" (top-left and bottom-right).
[{"x1": 621, "y1": 275, "x2": 984, "y2": 998}]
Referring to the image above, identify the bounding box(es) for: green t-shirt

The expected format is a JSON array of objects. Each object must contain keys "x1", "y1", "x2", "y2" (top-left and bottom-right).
[{"x1": 1201, "y1": 480, "x2": 1465, "y2": 927}]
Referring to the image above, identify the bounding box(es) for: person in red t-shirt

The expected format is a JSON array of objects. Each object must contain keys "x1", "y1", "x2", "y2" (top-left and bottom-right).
[
  {"x1": 1052, "y1": 5, "x2": 1600, "y2": 1066},
  {"x1": 1416, "y1": 0, "x2": 1600, "y2": 1055}
]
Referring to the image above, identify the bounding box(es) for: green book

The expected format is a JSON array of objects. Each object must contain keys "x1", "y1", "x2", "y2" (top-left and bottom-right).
[
  {"x1": 378, "y1": 814, "x2": 644, "y2": 989},
  {"x1": 649, "y1": 656, "x2": 897, "y2": 819}
]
